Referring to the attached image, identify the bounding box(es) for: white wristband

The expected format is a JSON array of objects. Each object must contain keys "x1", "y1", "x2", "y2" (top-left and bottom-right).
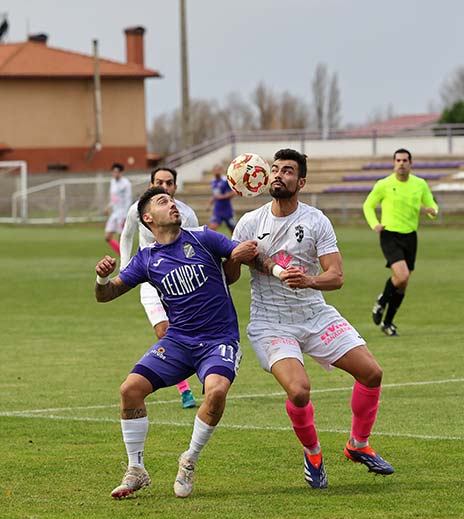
[
  {"x1": 272, "y1": 264, "x2": 284, "y2": 279},
  {"x1": 96, "y1": 275, "x2": 110, "y2": 285}
]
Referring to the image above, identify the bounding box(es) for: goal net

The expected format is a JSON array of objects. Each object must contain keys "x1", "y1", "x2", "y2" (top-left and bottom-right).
[{"x1": 0, "y1": 163, "x2": 149, "y2": 224}]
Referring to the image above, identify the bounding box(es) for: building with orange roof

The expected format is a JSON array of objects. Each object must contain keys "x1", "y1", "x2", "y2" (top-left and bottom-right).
[
  {"x1": 344, "y1": 113, "x2": 441, "y2": 137},
  {"x1": 0, "y1": 27, "x2": 161, "y2": 172}
]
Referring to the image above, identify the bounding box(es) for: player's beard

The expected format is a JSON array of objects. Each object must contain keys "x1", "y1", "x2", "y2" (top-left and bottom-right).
[{"x1": 270, "y1": 182, "x2": 298, "y2": 199}]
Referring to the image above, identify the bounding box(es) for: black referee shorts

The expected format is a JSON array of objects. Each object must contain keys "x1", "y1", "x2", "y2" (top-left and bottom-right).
[{"x1": 380, "y1": 230, "x2": 417, "y2": 271}]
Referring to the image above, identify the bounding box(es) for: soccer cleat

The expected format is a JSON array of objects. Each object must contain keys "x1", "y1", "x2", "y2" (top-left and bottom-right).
[
  {"x1": 380, "y1": 322, "x2": 399, "y2": 336},
  {"x1": 372, "y1": 294, "x2": 385, "y2": 325},
  {"x1": 344, "y1": 441, "x2": 394, "y2": 475},
  {"x1": 181, "y1": 389, "x2": 196, "y2": 409},
  {"x1": 174, "y1": 453, "x2": 196, "y2": 498},
  {"x1": 303, "y1": 448, "x2": 328, "y2": 489},
  {"x1": 111, "y1": 465, "x2": 151, "y2": 499}
]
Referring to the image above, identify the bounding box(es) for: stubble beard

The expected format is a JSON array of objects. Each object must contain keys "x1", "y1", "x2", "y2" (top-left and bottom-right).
[{"x1": 270, "y1": 183, "x2": 298, "y2": 199}]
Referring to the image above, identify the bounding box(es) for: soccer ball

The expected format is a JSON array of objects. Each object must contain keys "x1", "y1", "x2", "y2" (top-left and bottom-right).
[{"x1": 226, "y1": 153, "x2": 270, "y2": 197}]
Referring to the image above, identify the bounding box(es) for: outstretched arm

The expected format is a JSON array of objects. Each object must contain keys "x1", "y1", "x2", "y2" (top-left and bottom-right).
[
  {"x1": 226, "y1": 248, "x2": 286, "y2": 284},
  {"x1": 223, "y1": 240, "x2": 259, "y2": 284},
  {"x1": 95, "y1": 255, "x2": 132, "y2": 302}
]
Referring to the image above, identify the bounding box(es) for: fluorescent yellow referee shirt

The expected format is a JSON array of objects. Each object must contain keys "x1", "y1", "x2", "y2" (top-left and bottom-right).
[{"x1": 363, "y1": 173, "x2": 439, "y2": 233}]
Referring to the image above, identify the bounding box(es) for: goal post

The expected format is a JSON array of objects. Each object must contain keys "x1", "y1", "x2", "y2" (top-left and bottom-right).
[{"x1": 0, "y1": 160, "x2": 28, "y2": 220}]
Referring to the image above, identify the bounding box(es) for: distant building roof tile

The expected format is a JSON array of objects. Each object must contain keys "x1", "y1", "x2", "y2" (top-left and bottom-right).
[
  {"x1": 345, "y1": 113, "x2": 440, "y2": 137},
  {"x1": 0, "y1": 41, "x2": 160, "y2": 78}
]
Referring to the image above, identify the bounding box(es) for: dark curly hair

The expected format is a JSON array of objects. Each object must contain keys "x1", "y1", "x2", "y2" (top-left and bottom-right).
[
  {"x1": 274, "y1": 148, "x2": 308, "y2": 178},
  {"x1": 137, "y1": 186, "x2": 168, "y2": 229}
]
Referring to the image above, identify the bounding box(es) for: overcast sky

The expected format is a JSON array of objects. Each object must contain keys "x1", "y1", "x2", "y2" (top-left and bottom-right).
[{"x1": 2, "y1": 0, "x2": 463, "y2": 128}]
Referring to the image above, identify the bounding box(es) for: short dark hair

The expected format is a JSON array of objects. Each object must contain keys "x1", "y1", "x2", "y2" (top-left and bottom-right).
[
  {"x1": 274, "y1": 148, "x2": 308, "y2": 178},
  {"x1": 111, "y1": 162, "x2": 124, "y2": 172},
  {"x1": 150, "y1": 166, "x2": 177, "y2": 185},
  {"x1": 137, "y1": 186, "x2": 167, "y2": 229},
  {"x1": 393, "y1": 148, "x2": 412, "y2": 161}
]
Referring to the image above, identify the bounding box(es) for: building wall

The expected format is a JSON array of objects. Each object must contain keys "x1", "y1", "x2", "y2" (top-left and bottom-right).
[
  {"x1": 0, "y1": 78, "x2": 148, "y2": 171},
  {"x1": 3, "y1": 146, "x2": 148, "y2": 172}
]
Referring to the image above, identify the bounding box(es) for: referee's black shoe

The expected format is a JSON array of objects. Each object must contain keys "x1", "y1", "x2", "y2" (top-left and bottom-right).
[
  {"x1": 380, "y1": 322, "x2": 399, "y2": 337},
  {"x1": 372, "y1": 294, "x2": 385, "y2": 325}
]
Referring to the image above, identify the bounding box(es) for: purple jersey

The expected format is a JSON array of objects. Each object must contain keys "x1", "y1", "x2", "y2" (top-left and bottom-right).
[
  {"x1": 211, "y1": 177, "x2": 234, "y2": 218},
  {"x1": 120, "y1": 226, "x2": 239, "y2": 343}
]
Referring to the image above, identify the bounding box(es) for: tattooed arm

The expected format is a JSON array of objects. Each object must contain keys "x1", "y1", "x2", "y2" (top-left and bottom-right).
[
  {"x1": 222, "y1": 241, "x2": 284, "y2": 284},
  {"x1": 223, "y1": 240, "x2": 259, "y2": 284},
  {"x1": 95, "y1": 255, "x2": 133, "y2": 302},
  {"x1": 252, "y1": 253, "x2": 281, "y2": 277}
]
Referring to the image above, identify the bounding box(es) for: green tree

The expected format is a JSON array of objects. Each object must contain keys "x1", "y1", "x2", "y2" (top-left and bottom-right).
[{"x1": 439, "y1": 100, "x2": 464, "y2": 123}]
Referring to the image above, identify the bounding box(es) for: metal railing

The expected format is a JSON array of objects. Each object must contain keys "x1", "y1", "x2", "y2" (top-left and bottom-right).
[
  {"x1": 6, "y1": 174, "x2": 149, "y2": 224},
  {"x1": 164, "y1": 123, "x2": 464, "y2": 168}
]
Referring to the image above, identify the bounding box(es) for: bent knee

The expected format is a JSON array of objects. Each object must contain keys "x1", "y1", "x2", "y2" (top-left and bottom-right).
[
  {"x1": 286, "y1": 381, "x2": 311, "y2": 407},
  {"x1": 360, "y1": 365, "x2": 383, "y2": 387},
  {"x1": 204, "y1": 385, "x2": 228, "y2": 406},
  {"x1": 395, "y1": 273, "x2": 410, "y2": 290},
  {"x1": 120, "y1": 379, "x2": 144, "y2": 400}
]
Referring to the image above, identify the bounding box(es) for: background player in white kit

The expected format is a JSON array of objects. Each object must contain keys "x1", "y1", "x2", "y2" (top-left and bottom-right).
[
  {"x1": 232, "y1": 148, "x2": 394, "y2": 489},
  {"x1": 120, "y1": 167, "x2": 198, "y2": 408},
  {"x1": 105, "y1": 163, "x2": 132, "y2": 255}
]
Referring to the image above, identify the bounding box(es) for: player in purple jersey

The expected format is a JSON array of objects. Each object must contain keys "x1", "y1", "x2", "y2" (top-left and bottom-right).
[
  {"x1": 208, "y1": 164, "x2": 236, "y2": 232},
  {"x1": 95, "y1": 186, "x2": 258, "y2": 499}
]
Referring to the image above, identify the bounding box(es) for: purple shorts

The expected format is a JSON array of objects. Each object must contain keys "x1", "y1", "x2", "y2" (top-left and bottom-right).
[{"x1": 131, "y1": 335, "x2": 242, "y2": 390}]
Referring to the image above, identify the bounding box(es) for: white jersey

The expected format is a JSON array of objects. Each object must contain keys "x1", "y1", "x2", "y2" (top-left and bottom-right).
[
  {"x1": 109, "y1": 177, "x2": 132, "y2": 216},
  {"x1": 232, "y1": 201, "x2": 339, "y2": 324},
  {"x1": 120, "y1": 197, "x2": 199, "y2": 269}
]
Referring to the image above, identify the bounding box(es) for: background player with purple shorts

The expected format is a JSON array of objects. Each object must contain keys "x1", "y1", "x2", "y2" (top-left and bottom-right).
[
  {"x1": 95, "y1": 186, "x2": 258, "y2": 499},
  {"x1": 208, "y1": 163, "x2": 236, "y2": 232}
]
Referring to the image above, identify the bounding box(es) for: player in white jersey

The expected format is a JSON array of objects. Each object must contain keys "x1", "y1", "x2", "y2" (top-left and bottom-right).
[
  {"x1": 105, "y1": 163, "x2": 132, "y2": 255},
  {"x1": 232, "y1": 148, "x2": 394, "y2": 489},
  {"x1": 120, "y1": 167, "x2": 199, "y2": 409}
]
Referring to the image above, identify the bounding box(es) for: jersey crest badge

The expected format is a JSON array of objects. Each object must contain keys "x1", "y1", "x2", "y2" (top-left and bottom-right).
[
  {"x1": 295, "y1": 225, "x2": 304, "y2": 243},
  {"x1": 183, "y1": 243, "x2": 196, "y2": 258}
]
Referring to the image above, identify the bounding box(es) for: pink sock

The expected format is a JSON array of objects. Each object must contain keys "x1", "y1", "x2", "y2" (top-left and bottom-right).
[
  {"x1": 177, "y1": 380, "x2": 190, "y2": 394},
  {"x1": 108, "y1": 239, "x2": 120, "y2": 255},
  {"x1": 285, "y1": 399, "x2": 319, "y2": 451},
  {"x1": 351, "y1": 381, "x2": 381, "y2": 443}
]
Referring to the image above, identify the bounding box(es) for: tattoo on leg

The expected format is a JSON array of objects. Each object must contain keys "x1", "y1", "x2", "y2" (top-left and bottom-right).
[{"x1": 121, "y1": 408, "x2": 147, "y2": 419}]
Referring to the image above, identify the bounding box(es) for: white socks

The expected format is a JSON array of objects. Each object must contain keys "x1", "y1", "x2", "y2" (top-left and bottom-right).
[
  {"x1": 184, "y1": 415, "x2": 216, "y2": 462},
  {"x1": 121, "y1": 415, "x2": 216, "y2": 467},
  {"x1": 121, "y1": 416, "x2": 149, "y2": 468},
  {"x1": 350, "y1": 437, "x2": 369, "y2": 449}
]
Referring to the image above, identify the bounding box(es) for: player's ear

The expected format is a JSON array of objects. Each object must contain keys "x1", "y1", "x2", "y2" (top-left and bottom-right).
[
  {"x1": 142, "y1": 212, "x2": 153, "y2": 225},
  {"x1": 298, "y1": 177, "x2": 306, "y2": 190}
]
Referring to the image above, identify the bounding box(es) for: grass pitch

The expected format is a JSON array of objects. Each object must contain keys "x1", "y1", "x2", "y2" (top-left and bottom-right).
[{"x1": 0, "y1": 223, "x2": 463, "y2": 519}]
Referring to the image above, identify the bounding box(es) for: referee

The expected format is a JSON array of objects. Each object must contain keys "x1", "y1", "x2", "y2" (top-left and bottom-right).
[{"x1": 363, "y1": 148, "x2": 439, "y2": 336}]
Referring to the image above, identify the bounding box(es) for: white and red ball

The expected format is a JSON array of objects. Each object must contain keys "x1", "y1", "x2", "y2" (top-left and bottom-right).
[{"x1": 226, "y1": 153, "x2": 270, "y2": 197}]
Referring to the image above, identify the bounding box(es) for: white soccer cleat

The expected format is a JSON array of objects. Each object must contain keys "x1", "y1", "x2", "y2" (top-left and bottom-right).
[
  {"x1": 173, "y1": 452, "x2": 196, "y2": 498},
  {"x1": 111, "y1": 465, "x2": 151, "y2": 499}
]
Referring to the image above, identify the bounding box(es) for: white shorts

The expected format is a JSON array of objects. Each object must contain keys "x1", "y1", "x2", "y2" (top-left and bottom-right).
[
  {"x1": 105, "y1": 212, "x2": 126, "y2": 234},
  {"x1": 140, "y1": 282, "x2": 168, "y2": 328},
  {"x1": 247, "y1": 303, "x2": 365, "y2": 372}
]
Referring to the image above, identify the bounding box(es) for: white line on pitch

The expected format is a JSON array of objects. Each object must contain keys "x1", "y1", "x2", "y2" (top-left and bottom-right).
[
  {"x1": 0, "y1": 412, "x2": 462, "y2": 441},
  {"x1": 3, "y1": 377, "x2": 463, "y2": 416}
]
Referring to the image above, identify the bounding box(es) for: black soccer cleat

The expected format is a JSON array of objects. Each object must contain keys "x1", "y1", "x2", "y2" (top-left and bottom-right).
[
  {"x1": 372, "y1": 294, "x2": 385, "y2": 326},
  {"x1": 380, "y1": 322, "x2": 399, "y2": 337}
]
